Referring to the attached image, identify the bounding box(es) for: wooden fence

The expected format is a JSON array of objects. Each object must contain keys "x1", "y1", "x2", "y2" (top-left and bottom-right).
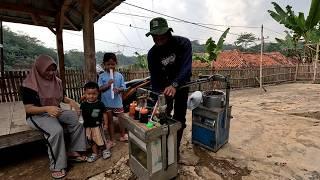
[{"x1": 1, "y1": 64, "x2": 319, "y2": 103}]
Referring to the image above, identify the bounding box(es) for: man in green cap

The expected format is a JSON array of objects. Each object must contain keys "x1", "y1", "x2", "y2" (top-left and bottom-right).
[{"x1": 146, "y1": 17, "x2": 192, "y2": 157}]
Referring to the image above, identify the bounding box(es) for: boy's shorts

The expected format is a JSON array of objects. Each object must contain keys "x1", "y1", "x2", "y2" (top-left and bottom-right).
[
  {"x1": 105, "y1": 107, "x2": 124, "y2": 114},
  {"x1": 85, "y1": 126, "x2": 107, "y2": 146}
]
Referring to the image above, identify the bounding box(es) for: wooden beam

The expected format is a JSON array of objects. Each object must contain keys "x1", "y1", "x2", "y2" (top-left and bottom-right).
[
  {"x1": 0, "y1": 15, "x2": 38, "y2": 30},
  {"x1": 59, "y1": 0, "x2": 81, "y2": 31},
  {"x1": 0, "y1": 14, "x2": 61, "y2": 32},
  {"x1": 56, "y1": 12, "x2": 66, "y2": 90},
  {"x1": 0, "y1": 2, "x2": 56, "y2": 17},
  {"x1": 59, "y1": 0, "x2": 73, "y2": 30},
  {"x1": 31, "y1": 13, "x2": 56, "y2": 34},
  {"x1": 64, "y1": 16, "x2": 79, "y2": 31},
  {"x1": 94, "y1": 0, "x2": 123, "y2": 21},
  {"x1": 58, "y1": 0, "x2": 82, "y2": 20},
  {"x1": 30, "y1": 14, "x2": 39, "y2": 26},
  {"x1": 93, "y1": 8, "x2": 99, "y2": 15},
  {"x1": 81, "y1": 0, "x2": 96, "y2": 82},
  {"x1": 48, "y1": 27, "x2": 56, "y2": 35}
]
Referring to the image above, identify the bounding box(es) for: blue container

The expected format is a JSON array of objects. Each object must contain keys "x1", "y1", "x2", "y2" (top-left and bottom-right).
[{"x1": 192, "y1": 105, "x2": 231, "y2": 152}]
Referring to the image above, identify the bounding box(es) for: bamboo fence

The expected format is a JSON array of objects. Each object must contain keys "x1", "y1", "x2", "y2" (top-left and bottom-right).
[{"x1": 0, "y1": 64, "x2": 318, "y2": 103}]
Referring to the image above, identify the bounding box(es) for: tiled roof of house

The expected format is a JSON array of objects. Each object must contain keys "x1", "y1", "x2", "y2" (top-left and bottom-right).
[
  {"x1": 192, "y1": 60, "x2": 210, "y2": 68},
  {"x1": 192, "y1": 50, "x2": 297, "y2": 69}
]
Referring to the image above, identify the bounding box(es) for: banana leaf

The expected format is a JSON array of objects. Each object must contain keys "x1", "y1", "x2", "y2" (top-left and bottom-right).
[{"x1": 306, "y1": 0, "x2": 320, "y2": 30}]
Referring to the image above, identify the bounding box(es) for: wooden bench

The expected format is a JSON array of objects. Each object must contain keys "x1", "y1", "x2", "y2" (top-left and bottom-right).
[{"x1": 0, "y1": 102, "x2": 76, "y2": 149}]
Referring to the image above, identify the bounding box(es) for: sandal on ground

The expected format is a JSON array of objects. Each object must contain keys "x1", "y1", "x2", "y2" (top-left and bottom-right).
[
  {"x1": 51, "y1": 169, "x2": 66, "y2": 179},
  {"x1": 106, "y1": 140, "x2": 116, "y2": 149},
  {"x1": 119, "y1": 134, "x2": 128, "y2": 142},
  {"x1": 68, "y1": 155, "x2": 87, "y2": 162},
  {"x1": 102, "y1": 149, "x2": 111, "y2": 159},
  {"x1": 87, "y1": 153, "x2": 100, "y2": 163}
]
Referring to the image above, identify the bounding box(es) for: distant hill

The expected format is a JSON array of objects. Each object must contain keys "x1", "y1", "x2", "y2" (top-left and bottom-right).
[
  {"x1": 2, "y1": 26, "x2": 137, "y2": 70},
  {"x1": 3, "y1": 26, "x2": 288, "y2": 71},
  {"x1": 3, "y1": 27, "x2": 57, "y2": 70},
  {"x1": 95, "y1": 51, "x2": 136, "y2": 68}
]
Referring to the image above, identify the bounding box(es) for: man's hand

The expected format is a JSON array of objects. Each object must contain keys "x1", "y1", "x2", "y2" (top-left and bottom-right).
[
  {"x1": 46, "y1": 106, "x2": 62, "y2": 117},
  {"x1": 163, "y1": 85, "x2": 176, "y2": 97}
]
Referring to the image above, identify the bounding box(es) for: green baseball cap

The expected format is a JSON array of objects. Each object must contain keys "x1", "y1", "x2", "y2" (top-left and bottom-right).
[{"x1": 146, "y1": 17, "x2": 173, "y2": 37}]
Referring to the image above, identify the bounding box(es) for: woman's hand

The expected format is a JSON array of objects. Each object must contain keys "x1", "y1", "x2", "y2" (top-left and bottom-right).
[
  {"x1": 69, "y1": 100, "x2": 81, "y2": 116},
  {"x1": 63, "y1": 97, "x2": 80, "y2": 116},
  {"x1": 46, "y1": 106, "x2": 62, "y2": 117}
]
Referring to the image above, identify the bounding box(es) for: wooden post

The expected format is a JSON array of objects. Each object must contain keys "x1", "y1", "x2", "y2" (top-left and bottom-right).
[
  {"x1": 0, "y1": 20, "x2": 4, "y2": 102},
  {"x1": 294, "y1": 63, "x2": 299, "y2": 82},
  {"x1": 0, "y1": 20, "x2": 4, "y2": 73},
  {"x1": 56, "y1": 11, "x2": 66, "y2": 90},
  {"x1": 260, "y1": 24, "x2": 264, "y2": 89},
  {"x1": 81, "y1": 0, "x2": 96, "y2": 82},
  {"x1": 314, "y1": 43, "x2": 319, "y2": 83}
]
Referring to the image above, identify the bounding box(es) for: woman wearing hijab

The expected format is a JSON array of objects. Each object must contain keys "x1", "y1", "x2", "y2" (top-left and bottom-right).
[{"x1": 21, "y1": 55, "x2": 86, "y2": 179}]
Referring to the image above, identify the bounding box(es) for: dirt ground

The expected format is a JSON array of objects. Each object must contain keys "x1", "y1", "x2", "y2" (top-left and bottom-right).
[
  {"x1": 90, "y1": 83, "x2": 320, "y2": 180},
  {"x1": 1, "y1": 83, "x2": 320, "y2": 180}
]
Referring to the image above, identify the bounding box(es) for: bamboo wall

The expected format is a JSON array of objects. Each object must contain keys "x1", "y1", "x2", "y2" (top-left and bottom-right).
[{"x1": 0, "y1": 69, "x2": 85, "y2": 102}]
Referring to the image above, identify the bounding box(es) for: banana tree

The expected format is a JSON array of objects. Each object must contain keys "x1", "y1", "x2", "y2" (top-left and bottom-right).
[
  {"x1": 193, "y1": 28, "x2": 230, "y2": 63},
  {"x1": 275, "y1": 31, "x2": 304, "y2": 61},
  {"x1": 133, "y1": 52, "x2": 148, "y2": 69},
  {"x1": 268, "y1": 0, "x2": 320, "y2": 43}
]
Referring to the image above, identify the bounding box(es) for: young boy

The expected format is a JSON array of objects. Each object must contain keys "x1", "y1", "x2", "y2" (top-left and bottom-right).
[
  {"x1": 81, "y1": 81, "x2": 111, "y2": 162},
  {"x1": 98, "y1": 53, "x2": 127, "y2": 147}
]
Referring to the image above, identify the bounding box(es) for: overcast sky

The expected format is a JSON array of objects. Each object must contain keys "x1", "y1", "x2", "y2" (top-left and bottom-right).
[{"x1": 3, "y1": 0, "x2": 311, "y2": 56}]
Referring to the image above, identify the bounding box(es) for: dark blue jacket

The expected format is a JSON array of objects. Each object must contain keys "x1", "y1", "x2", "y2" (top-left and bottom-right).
[{"x1": 147, "y1": 35, "x2": 192, "y2": 92}]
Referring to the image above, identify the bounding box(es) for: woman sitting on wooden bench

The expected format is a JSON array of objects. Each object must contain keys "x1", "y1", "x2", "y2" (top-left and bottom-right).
[{"x1": 21, "y1": 55, "x2": 87, "y2": 179}]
